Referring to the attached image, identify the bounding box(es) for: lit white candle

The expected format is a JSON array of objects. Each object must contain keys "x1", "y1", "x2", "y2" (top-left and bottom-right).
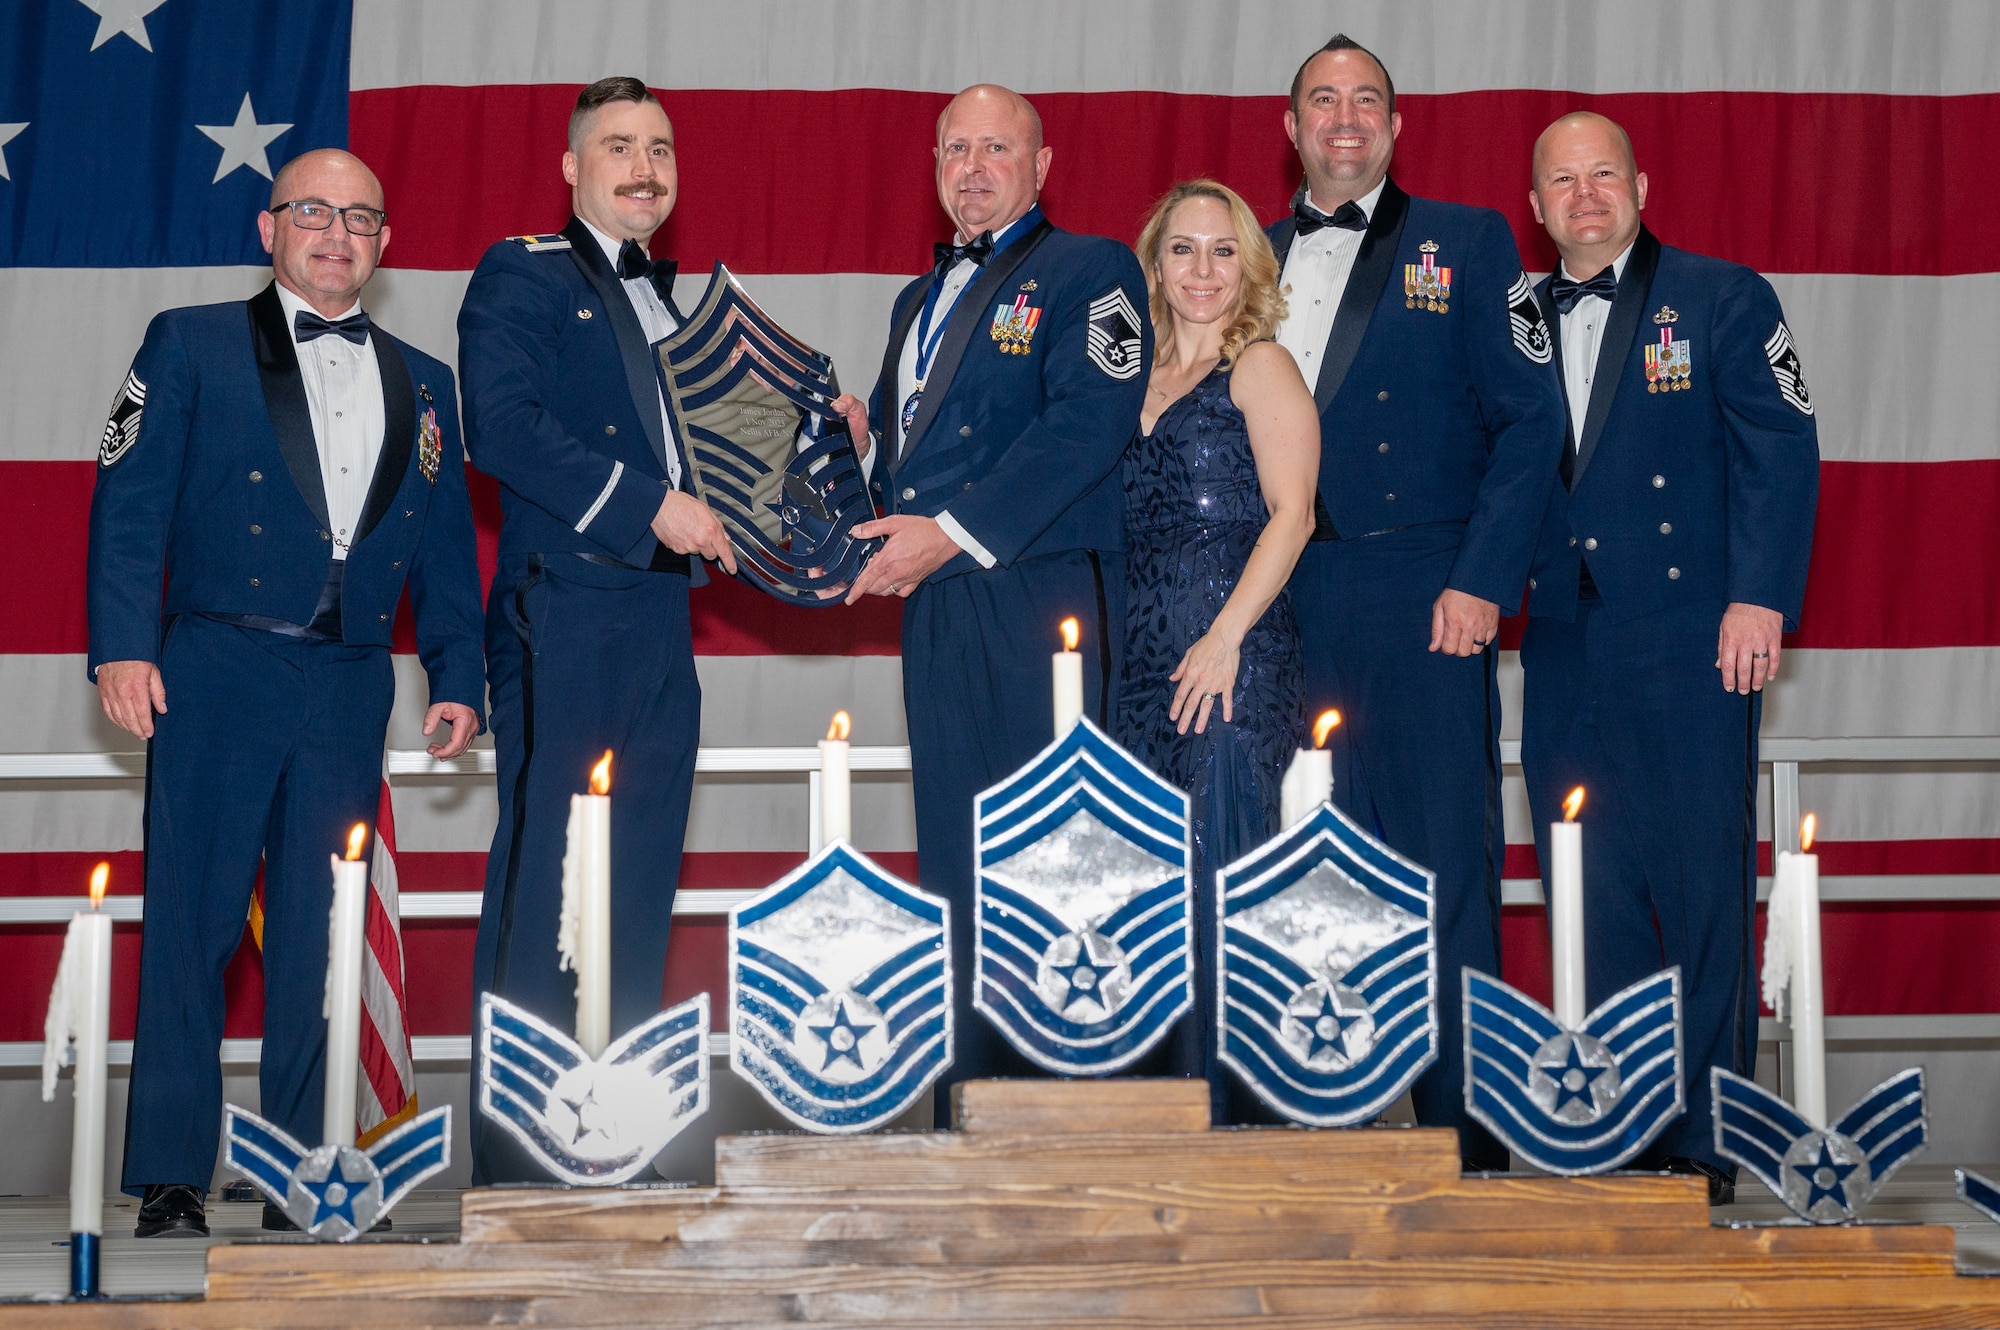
[
  {"x1": 1784, "y1": 815, "x2": 1827, "y2": 1129},
  {"x1": 1052, "y1": 617, "x2": 1084, "y2": 736},
  {"x1": 322, "y1": 825, "x2": 370, "y2": 1147},
  {"x1": 1280, "y1": 710, "x2": 1340, "y2": 828},
  {"x1": 560, "y1": 750, "x2": 614, "y2": 1058},
  {"x1": 43, "y1": 861, "x2": 113, "y2": 1288},
  {"x1": 816, "y1": 711, "x2": 852, "y2": 850},
  {"x1": 1549, "y1": 787, "x2": 1587, "y2": 1029}
]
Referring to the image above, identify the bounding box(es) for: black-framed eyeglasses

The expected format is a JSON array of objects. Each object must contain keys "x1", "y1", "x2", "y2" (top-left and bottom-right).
[{"x1": 270, "y1": 199, "x2": 387, "y2": 236}]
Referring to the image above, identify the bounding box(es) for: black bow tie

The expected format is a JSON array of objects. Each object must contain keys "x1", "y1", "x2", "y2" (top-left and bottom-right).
[
  {"x1": 1293, "y1": 198, "x2": 1368, "y2": 236},
  {"x1": 933, "y1": 231, "x2": 996, "y2": 271},
  {"x1": 616, "y1": 239, "x2": 678, "y2": 301},
  {"x1": 293, "y1": 308, "x2": 371, "y2": 345},
  {"x1": 1549, "y1": 267, "x2": 1619, "y2": 314}
]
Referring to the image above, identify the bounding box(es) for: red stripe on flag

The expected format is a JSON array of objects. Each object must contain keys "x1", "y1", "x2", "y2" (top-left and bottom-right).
[
  {"x1": 354, "y1": 86, "x2": 2000, "y2": 278},
  {"x1": 356, "y1": 779, "x2": 414, "y2": 1128}
]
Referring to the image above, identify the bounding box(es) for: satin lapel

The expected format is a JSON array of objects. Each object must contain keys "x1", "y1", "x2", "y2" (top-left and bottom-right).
[
  {"x1": 562, "y1": 216, "x2": 675, "y2": 478},
  {"x1": 879, "y1": 281, "x2": 925, "y2": 474},
  {"x1": 1572, "y1": 226, "x2": 1660, "y2": 485},
  {"x1": 1535, "y1": 281, "x2": 1578, "y2": 469},
  {"x1": 1313, "y1": 178, "x2": 1409, "y2": 416},
  {"x1": 355, "y1": 329, "x2": 416, "y2": 543},
  {"x1": 247, "y1": 283, "x2": 331, "y2": 533},
  {"x1": 901, "y1": 218, "x2": 1054, "y2": 467}
]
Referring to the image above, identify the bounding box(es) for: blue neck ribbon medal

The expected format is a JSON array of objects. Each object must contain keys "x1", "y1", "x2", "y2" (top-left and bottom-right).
[
  {"x1": 1217, "y1": 802, "x2": 1437, "y2": 1124},
  {"x1": 731, "y1": 843, "x2": 952, "y2": 1132},
  {"x1": 1713, "y1": 1066, "x2": 1927, "y2": 1223},
  {"x1": 976, "y1": 718, "x2": 1193, "y2": 1074},
  {"x1": 1463, "y1": 968, "x2": 1685, "y2": 1174}
]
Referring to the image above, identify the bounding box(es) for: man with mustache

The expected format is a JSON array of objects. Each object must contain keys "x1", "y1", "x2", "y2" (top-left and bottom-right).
[
  {"x1": 89, "y1": 148, "x2": 484, "y2": 1236},
  {"x1": 1521, "y1": 111, "x2": 1819, "y2": 1202},
  {"x1": 1265, "y1": 35, "x2": 1565, "y2": 1168},
  {"x1": 458, "y1": 77, "x2": 736, "y2": 1183}
]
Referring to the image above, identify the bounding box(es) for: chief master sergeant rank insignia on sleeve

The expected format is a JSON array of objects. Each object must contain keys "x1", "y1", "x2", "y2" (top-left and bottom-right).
[
  {"x1": 1087, "y1": 288, "x2": 1144, "y2": 380},
  {"x1": 99, "y1": 368, "x2": 146, "y2": 467}
]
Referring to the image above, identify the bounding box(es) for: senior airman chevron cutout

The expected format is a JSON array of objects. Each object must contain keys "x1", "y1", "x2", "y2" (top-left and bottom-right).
[
  {"x1": 1713, "y1": 1066, "x2": 1928, "y2": 1223},
  {"x1": 976, "y1": 718, "x2": 1192, "y2": 1074},
  {"x1": 1957, "y1": 1167, "x2": 2000, "y2": 1227},
  {"x1": 1463, "y1": 968, "x2": 1684, "y2": 1175},
  {"x1": 1217, "y1": 801, "x2": 1438, "y2": 1125},
  {"x1": 477, "y1": 992, "x2": 710, "y2": 1186},
  {"x1": 729, "y1": 841, "x2": 951, "y2": 1133},
  {"x1": 223, "y1": 1102, "x2": 450, "y2": 1241}
]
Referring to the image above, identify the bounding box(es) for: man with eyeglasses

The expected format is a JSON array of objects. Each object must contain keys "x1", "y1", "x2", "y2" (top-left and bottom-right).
[{"x1": 88, "y1": 148, "x2": 484, "y2": 1238}]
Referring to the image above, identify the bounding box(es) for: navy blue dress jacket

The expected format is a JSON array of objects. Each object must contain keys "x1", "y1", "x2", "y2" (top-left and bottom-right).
[
  {"x1": 1266, "y1": 178, "x2": 1565, "y2": 612},
  {"x1": 86, "y1": 282, "x2": 486, "y2": 710},
  {"x1": 1527, "y1": 227, "x2": 1820, "y2": 626}
]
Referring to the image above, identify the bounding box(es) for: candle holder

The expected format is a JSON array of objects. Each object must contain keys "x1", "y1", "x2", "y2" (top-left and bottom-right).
[
  {"x1": 222, "y1": 1103, "x2": 450, "y2": 1241},
  {"x1": 1462, "y1": 968, "x2": 1685, "y2": 1174},
  {"x1": 1216, "y1": 802, "x2": 1437, "y2": 1125},
  {"x1": 729, "y1": 842, "x2": 952, "y2": 1132},
  {"x1": 1713, "y1": 1067, "x2": 1928, "y2": 1223},
  {"x1": 477, "y1": 993, "x2": 711, "y2": 1186},
  {"x1": 974, "y1": 718, "x2": 1192, "y2": 1075}
]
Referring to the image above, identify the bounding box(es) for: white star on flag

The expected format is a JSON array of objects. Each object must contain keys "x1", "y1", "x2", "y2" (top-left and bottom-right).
[
  {"x1": 77, "y1": 0, "x2": 171, "y2": 52},
  {"x1": 196, "y1": 94, "x2": 291, "y2": 183},
  {"x1": 0, "y1": 124, "x2": 25, "y2": 182}
]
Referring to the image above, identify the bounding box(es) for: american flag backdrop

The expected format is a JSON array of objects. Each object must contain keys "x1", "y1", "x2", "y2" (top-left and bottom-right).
[{"x1": 1, "y1": 1, "x2": 1996, "y2": 1152}]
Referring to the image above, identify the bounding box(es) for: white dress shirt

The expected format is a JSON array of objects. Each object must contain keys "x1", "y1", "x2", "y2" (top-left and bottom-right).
[
  {"x1": 1274, "y1": 177, "x2": 1387, "y2": 393},
  {"x1": 580, "y1": 218, "x2": 683, "y2": 489},
  {"x1": 275, "y1": 284, "x2": 383, "y2": 560},
  {"x1": 1557, "y1": 242, "x2": 1634, "y2": 446}
]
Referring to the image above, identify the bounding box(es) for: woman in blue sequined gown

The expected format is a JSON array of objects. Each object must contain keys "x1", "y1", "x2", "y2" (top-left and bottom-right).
[{"x1": 1116, "y1": 181, "x2": 1320, "y2": 1117}]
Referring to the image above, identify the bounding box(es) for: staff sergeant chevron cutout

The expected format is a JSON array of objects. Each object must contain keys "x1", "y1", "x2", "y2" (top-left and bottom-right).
[
  {"x1": 1463, "y1": 968, "x2": 1684, "y2": 1175},
  {"x1": 730, "y1": 842, "x2": 952, "y2": 1133},
  {"x1": 223, "y1": 1103, "x2": 450, "y2": 1241},
  {"x1": 478, "y1": 992, "x2": 710, "y2": 1185},
  {"x1": 976, "y1": 718, "x2": 1192, "y2": 1074},
  {"x1": 1216, "y1": 802, "x2": 1437, "y2": 1125},
  {"x1": 1713, "y1": 1066, "x2": 1928, "y2": 1223}
]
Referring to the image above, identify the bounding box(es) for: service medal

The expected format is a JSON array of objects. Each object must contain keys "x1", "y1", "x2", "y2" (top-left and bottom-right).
[
  {"x1": 1406, "y1": 242, "x2": 1450, "y2": 313},
  {"x1": 417, "y1": 407, "x2": 442, "y2": 483},
  {"x1": 990, "y1": 295, "x2": 1041, "y2": 355},
  {"x1": 1645, "y1": 327, "x2": 1692, "y2": 394}
]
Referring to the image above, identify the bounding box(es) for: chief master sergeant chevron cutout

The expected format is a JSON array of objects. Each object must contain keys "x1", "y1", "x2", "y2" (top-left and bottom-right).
[{"x1": 975, "y1": 718, "x2": 1192, "y2": 1074}]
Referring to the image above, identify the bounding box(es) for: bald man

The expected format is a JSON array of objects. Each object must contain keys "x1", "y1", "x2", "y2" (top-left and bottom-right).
[
  {"x1": 1520, "y1": 113, "x2": 1819, "y2": 1201},
  {"x1": 89, "y1": 148, "x2": 484, "y2": 1236},
  {"x1": 835, "y1": 85, "x2": 1150, "y2": 1116}
]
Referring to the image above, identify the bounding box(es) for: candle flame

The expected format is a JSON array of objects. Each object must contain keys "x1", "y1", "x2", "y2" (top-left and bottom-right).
[
  {"x1": 344, "y1": 823, "x2": 368, "y2": 861},
  {"x1": 1563, "y1": 787, "x2": 1585, "y2": 822},
  {"x1": 590, "y1": 749, "x2": 613, "y2": 796},
  {"x1": 1800, "y1": 813, "x2": 1816, "y2": 853},
  {"x1": 827, "y1": 710, "x2": 851, "y2": 742},
  {"x1": 1313, "y1": 710, "x2": 1341, "y2": 748},
  {"x1": 1059, "y1": 617, "x2": 1079, "y2": 652},
  {"x1": 89, "y1": 861, "x2": 109, "y2": 908}
]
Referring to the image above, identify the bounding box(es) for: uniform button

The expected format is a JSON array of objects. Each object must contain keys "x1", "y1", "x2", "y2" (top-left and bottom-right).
[
  {"x1": 392, "y1": 560, "x2": 402, "y2": 568},
  {"x1": 605, "y1": 425, "x2": 617, "y2": 436},
  {"x1": 1377, "y1": 390, "x2": 1389, "y2": 402},
  {"x1": 1659, "y1": 522, "x2": 1673, "y2": 535},
  {"x1": 1584, "y1": 537, "x2": 1598, "y2": 551},
  {"x1": 249, "y1": 524, "x2": 261, "y2": 535},
  {"x1": 960, "y1": 425, "x2": 972, "y2": 437},
  {"x1": 380, "y1": 613, "x2": 390, "y2": 621},
  {"x1": 901, "y1": 487, "x2": 916, "y2": 501},
  {"x1": 1528, "y1": 577, "x2": 1538, "y2": 590},
  {"x1": 1568, "y1": 536, "x2": 1577, "y2": 547},
  {"x1": 1377, "y1": 442, "x2": 1389, "y2": 453},
  {"x1": 963, "y1": 482, "x2": 973, "y2": 490},
  {"x1": 1668, "y1": 566, "x2": 1681, "y2": 579},
  {"x1": 248, "y1": 470, "x2": 263, "y2": 482},
  {"x1": 1653, "y1": 474, "x2": 1666, "y2": 488},
  {"x1": 1385, "y1": 493, "x2": 1395, "y2": 501},
  {"x1": 320, "y1": 530, "x2": 330, "y2": 541},
  {"x1": 248, "y1": 577, "x2": 260, "y2": 587}
]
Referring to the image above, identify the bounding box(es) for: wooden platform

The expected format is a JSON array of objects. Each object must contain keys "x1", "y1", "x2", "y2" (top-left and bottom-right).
[{"x1": 16, "y1": 1080, "x2": 2000, "y2": 1327}]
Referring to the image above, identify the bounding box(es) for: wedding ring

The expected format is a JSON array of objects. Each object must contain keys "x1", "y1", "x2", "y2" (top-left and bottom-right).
[
  {"x1": 888, "y1": 583, "x2": 900, "y2": 594},
  {"x1": 1752, "y1": 651, "x2": 1770, "y2": 659}
]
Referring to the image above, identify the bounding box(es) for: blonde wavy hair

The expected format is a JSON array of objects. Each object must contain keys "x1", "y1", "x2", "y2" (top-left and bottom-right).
[{"x1": 1135, "y1": 180, "x2": 1287, "y2": 368}]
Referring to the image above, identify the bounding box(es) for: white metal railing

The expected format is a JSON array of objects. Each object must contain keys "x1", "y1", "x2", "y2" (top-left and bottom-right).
[{"x1": 1, "y1": 737, "x2": 1994, "y2": 1065}]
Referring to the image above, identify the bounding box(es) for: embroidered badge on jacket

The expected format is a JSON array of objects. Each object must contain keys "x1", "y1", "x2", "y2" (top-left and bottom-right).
[
  {"x1": 1506, "y1": 273, "x2": 1553, "y2": 364},
  {"x1": 990, "y1": 295, "x2": 1041, "y2": 355},
  {"x1": 98, "y1": 367, "x2": 146, "y2": 467},
  {"x1": 1764, "y1": 320, "x2": 1813, "y2": 415},
  {"x1": 1405, "y1": 241, "x2": 1451, "y2": 313},
  {"x1": 1086, "y1": 289, "x2": 1144, "y2": 379}
]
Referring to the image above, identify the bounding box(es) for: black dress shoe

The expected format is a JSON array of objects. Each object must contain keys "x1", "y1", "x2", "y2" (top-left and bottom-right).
[
  {"x1": 135, "y1": 1183, "x2": 208, "y2": 1238},
  {"x1": 263, "y1": 1203, "x2": 391, "y2": 1233},
  {"x1": 1663, "y1": 1155, "x2": 1735, "y2": 1205}
]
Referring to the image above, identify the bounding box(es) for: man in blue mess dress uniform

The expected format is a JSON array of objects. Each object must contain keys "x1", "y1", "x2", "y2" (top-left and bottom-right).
[
  {"x1": 831, "y1": 85, "x2": 1151, "y2": 1122},
  {"x1": 457, "y1": 78, "x2": 740, "y2": 1183},
  {"x1": 88, "y1": 149, "x2": 484, "y2": 1237},
  {"x1": 1264, "y1": 36, "x2": 1566, "y2": 1168},
  {"x1": 1521, "y1": 112, "x2": 1820, "y2": 1203}
]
